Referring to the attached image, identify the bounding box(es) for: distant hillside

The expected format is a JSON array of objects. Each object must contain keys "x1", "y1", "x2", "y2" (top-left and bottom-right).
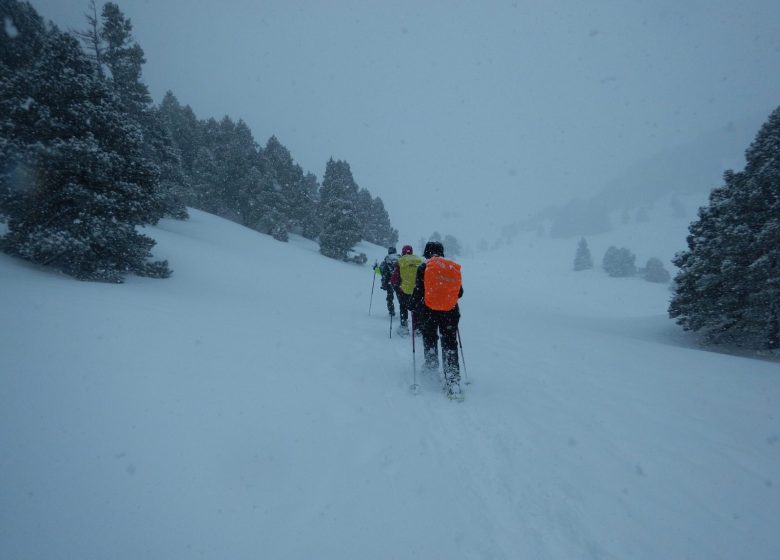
[{"x1": 517, "y1": 114, "x2": 765, "y2": 239}]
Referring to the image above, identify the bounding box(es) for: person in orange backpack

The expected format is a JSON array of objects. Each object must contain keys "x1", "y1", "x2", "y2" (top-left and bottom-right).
[
  {"x1": 391, "y1": 245, "x2": 423, "y2": 336},
  {"x1": 409, "y1": 241, "x2": 464, "y2": 398}
]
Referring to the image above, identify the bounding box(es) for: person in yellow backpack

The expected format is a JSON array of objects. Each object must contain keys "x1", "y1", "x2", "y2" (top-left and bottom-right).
[
  {"x1": 391, "y1": 245, "x2": 423, "y2": 336},
  {"x1": 409, "y1": 241, "x2": 464, "y2": 398}
]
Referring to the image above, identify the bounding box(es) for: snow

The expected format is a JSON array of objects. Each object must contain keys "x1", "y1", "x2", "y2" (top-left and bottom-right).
[
  {"x1": 4, "y1": 16, "x2": 19, "y2": 38},
  {"x1": 1, "y1": 208, "x2": 779, "y2": 559}
]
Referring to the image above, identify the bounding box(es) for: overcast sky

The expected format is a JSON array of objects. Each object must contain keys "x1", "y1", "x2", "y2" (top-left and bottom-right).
[{"x1": 29, "y1": 0, "x2": 780, "y2": 244}]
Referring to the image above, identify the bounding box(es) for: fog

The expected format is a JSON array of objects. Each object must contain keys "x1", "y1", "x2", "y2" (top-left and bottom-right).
[{"x1": 31, "y1": 0, "x2": 780, "y2": 243}]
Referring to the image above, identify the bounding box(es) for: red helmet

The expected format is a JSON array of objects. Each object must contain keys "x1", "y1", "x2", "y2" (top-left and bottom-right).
[{"x1": 402, "y1": 245, "x2": 413, "y2": 255}]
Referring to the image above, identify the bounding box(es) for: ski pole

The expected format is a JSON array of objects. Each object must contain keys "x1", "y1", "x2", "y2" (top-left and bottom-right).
[
  {"x1": 389, "y1": 312, "x2": 393, "y2": 339},
  {"x1": 457, "y1": 328, "x2": 470, "y2": 385},
  {"x1": 410, "y1": 315, "x2": 419, "y2": 393},
  {"x1": 369, "y1": 266, "x2": 376, "y2": 315}
]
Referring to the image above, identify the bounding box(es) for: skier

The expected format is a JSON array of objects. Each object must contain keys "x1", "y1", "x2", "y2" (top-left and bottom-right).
[
  {"x1": 374, "y1": 246, "x2": 399, "y2": 317},
  {"x1": 390, "y1": 245, "x2": 422, "y2": 336},
  {"x1": 409, "y1": 241, "x2": 464, "y2": 398}
]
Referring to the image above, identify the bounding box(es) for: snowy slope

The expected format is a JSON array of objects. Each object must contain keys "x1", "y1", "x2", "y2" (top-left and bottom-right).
[{"x1": 1, "y1": 209, "x2": 779, "y2": 560}]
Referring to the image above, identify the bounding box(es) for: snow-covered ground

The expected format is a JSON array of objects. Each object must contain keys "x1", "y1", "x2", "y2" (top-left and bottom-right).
[{"x1": 1, "y1": 208, "x2": 778, "y2": 559}]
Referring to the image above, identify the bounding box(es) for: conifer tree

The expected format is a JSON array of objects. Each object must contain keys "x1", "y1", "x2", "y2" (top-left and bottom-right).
[
  {"x1": 670, "y1": 106, "x2": 780, "y2": 348},
  {"x1": 253, "y1": 168, "x2": 288, "y2": 241},
  {"x1": 74, "y1": 0, "x2": 104, "y2": 77},
  {"x1": 643, "y1": 257, "x2": 671, "y2": 283},
  {"x1": 319, "y1": 158, "x2": 362, "y2": 260},
  {"x1": 364, "y1": 196, "x2": 397, "y2": 247},
  {"x1": 573, "y1": 237, "x2": 593, "y2": 270},
  {"x1": 602, "y1": 246, "x2": 636, "y2": 277},
  {"x1": 356, "y1": 188, "x2": 374, "y2": 241},
  {"x1": 190, "y1": 144, "x2": 220, "y2": 212},
  {"x1": 443, "y1": 234, "x2": 462, "y2": 257},
  {"x1": 100, "y1": 2, "x2": 150, "y2": 112},
  {"x1": 157, "y1": 91, "x2": 201, "y2": 181},
  {"x1": 300, "y1": 172, "x2": 321, "y2": 240},
  {"x1": 156, "y1": 91, "x2": 201, "y2": 206},
  {"x1": 262, "y1": 135, "x2": 315, "y2": 239},
  {"x1": 96, "y1": 2, "x2": 187, "y2": 219},
  {"x1": 196, "y1": 117, "x2": 258, "y2": 222},
  {"x1": 0, "y1": 8, "x2": 169, "y2": 281}
]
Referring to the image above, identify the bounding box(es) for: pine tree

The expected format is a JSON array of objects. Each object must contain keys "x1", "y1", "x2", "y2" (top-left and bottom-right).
[
  {"x1": 355, "y1": 188, "x2": 374, "y2": 241},
  {"x1": 364, "y1": 196, "x2": 397, "y2": 247},
  {"x1": 198, "y1": 116, "x2": 260, "y2": 223},
  {"x1": 97, "y1": 2, "x2": 187, "y2": 219},
  {"x1": 573, "y1": 237, "x2": 593, "y2": 270},
  {"x1": 253, "y1": 168, "x2": 288, "y2": 241},
  {"x1": 602, "y1": 246, "x2": 636, "y2": 277},
  {"x1": 318, "y1": 158, "x2": 362, "y2": 260},
  {"x1": 643, "y1": 257, "x2": 670, "y2": 283},
  {"x1": 74, "y1": 0, "x2": 104, "y2": 77},
  {"x1": 443, "y1": 234, "x2": 462, "y2": 257},
  {"x1": 262, "y1": 135, "x2": 315, "y2": 239},
  {"x1": 191, "y1": 118, "x2": 223, "y2": 214},
  {"x1": 155, "y1": 91, "x2": 201, "y2": 207},
  {"x1": 300, "y1": 172, "x2": 321, "y2": 240},
  {"x1": 670, "y1": 106, "x2": 780, "y2": 349},
  {"x1": 190, "y1": 144, "x2": 220, "y2": 212},
  {"x1": 0, "y1": 11, "x2": 169, "y2": 281},
  {"x1": 157, "y1": 92, "x2": 201, "y2": 181},
  {"x1": 100, "y1": 2, "x2": 150, "y2": 112},
  {"x1": 0, "y1": 0, "x2": 45, "y2": 218}
]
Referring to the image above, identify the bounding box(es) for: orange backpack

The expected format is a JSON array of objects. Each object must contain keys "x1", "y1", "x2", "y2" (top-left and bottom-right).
[{"x1": 424, "y1": 257, "x2": 462, "y2": 311}]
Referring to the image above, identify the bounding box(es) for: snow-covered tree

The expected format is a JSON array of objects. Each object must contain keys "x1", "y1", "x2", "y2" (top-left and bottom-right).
[
  {"x1": 443, "y1": 234, "x2": 462, "y2": 257},
  {"x1": 74, "y1": 0, "x2": 104, "y2": 77},
  {"x1": 299, "y1": 172, "x2": 321, "y2": 240},
  {"x1": 318, "y1": 158, "x2": 362, "y2": 260},
  {"x1": 100, "y1": 2, "x2": 150, "y2": 113},
  {"x1": 0, "y1": 11, "x2": 169, "y2": 281},
  {"x1": 157, "y1": 91, "x2": 201, "y2": 182},
  {"x1": 573, "y1": 237, "x2": 593, "y2": 271},
  {"x1": 262, "y1": 135, "x2": 315, "y2": 239},
  {"x1": 643, "y1": 257, "x2": 670, "y2": 283},
  {"x1": 670, "y1": 105, "x2": 780, "y2": 349},
  {"x1": 89, "y1": 2, "x2": 187, "y2": 219},
  {"x1": 364, "y1": 196, "x2": 397, "y2": 247},
  {"x1": 209, "y1": 117, "x2": 259, "y2": 223},
  {"x1": 602, "y1": 246, "x2": 636, "y2": 277}
]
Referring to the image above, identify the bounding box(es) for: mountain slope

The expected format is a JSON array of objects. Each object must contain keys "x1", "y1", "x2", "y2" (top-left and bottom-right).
[
  {"x1": 1, "y1": 209, "x2": 778, "y2": 559},
  {"x1": 519, "y1": 115, "x2": 764, "y2": 240}
]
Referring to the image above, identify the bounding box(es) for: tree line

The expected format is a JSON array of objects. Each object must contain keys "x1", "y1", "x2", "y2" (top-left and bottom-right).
[
  {"x1": 573, "y1": 105, "x2": 780, "y2": 351},
  {"x1": 573, "y1": 238, "x2": 671, "y2": 283},
  {"x1": 0, "y1": 0, "x2": 397, "y2": 282},
  {"x1": 669, "y1": 105, "x2": 780, "y2": 351}
]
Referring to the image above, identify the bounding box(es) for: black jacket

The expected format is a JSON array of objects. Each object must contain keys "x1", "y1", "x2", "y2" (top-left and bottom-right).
[{"x1": 379, "y1": 254, "x2": 398, "y2": 290}]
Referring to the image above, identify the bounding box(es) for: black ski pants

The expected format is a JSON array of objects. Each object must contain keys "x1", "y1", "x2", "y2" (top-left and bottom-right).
[
  {"x1": 396, "y1": 289, "x2": 414, "y2": 328},
  {"x1": 384, "y1": 286, "x2": 396, "y2": 316},
  {"x1": 419, "y1": 306, "x2": 460, "y2": 383}
]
